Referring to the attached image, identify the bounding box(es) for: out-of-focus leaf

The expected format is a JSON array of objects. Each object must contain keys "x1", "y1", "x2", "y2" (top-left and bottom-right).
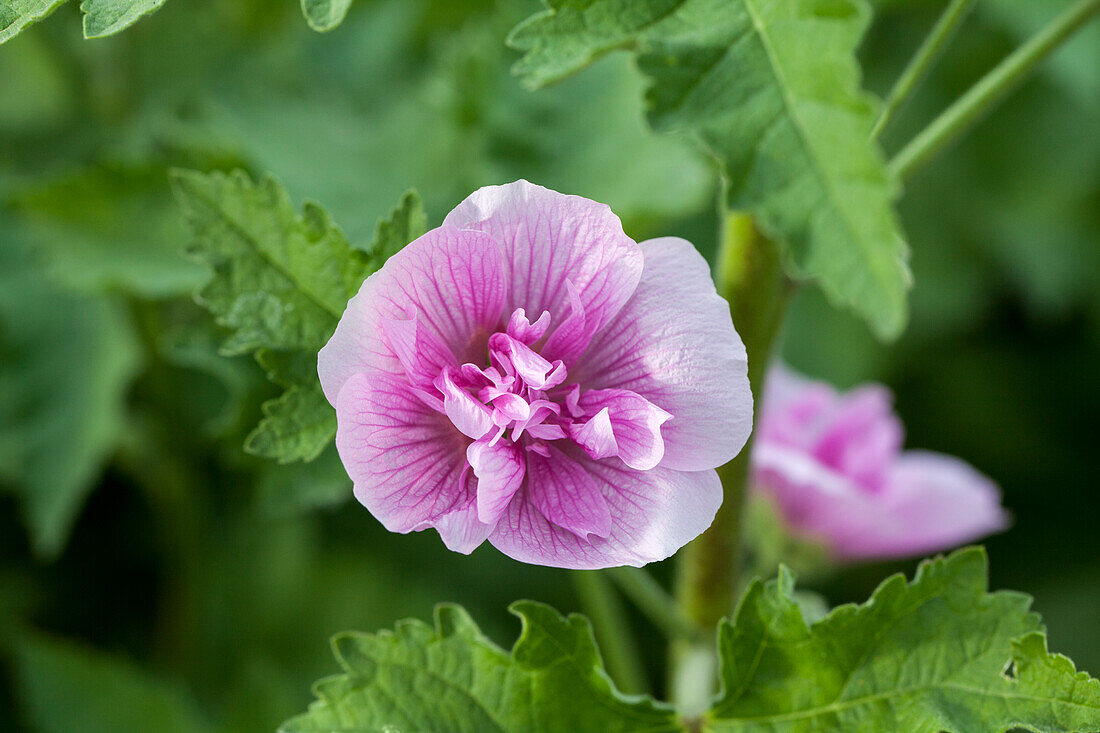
[
  {"x1": 0, "y1": 233, "x2": 141, "y2": 557},
  {"x1": 80, "y1": 0, "x2": 169, "y2": 38},
  {"x1": 280, "y1": 601, "x2": 680, "y2": 732},
  {"x1": 706, "y1": 548, "x2": 1100, "y2": 732},
  {"x1": 0, "y1": 31, "x2": 73, "y2": 133},
  {"x1": 10, "y1": 630, "x2": 212, "y2": 733},
  {"x1": 173, "y1": 170, "x2": 425, "y2": 465},
  {"x1": 301, "y1": 0, "x2": 353, "y2": 32},
  {"x1": 10, "y1": 165, "x2": 206, "y2": 297},
  {"x1": 510, "y1": 0, "x2": 911, "y2": 339},
  {"x1": 0, "y1": 0, "x2": 66, "y2": 45},
  {"x1": 255, "y1": 445, "x2": 349, "y2": 516}
]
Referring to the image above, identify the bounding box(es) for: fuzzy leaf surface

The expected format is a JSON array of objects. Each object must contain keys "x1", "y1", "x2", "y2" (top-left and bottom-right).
[
  {"x1": 173, "y1": 170, "x2": 424, "y2": 465},
  {"x1": 80, "y1": 0, "x2": 169, "y2": 38},
  {"x1": 706, "y1": 548, "x2": 1100, "y2": 732},
  {"x1": 0, "y1": 0, "x2": 66, "y2": 44},
  {"x1": 280, "y1": 601, "x2": 682, "y2": 733},
  {"x1": 301, "y1": 0, "x2": 353, "y2": 32},
  {"x1": 510, "y1": 0, "x2": 911, "y2": 338}
]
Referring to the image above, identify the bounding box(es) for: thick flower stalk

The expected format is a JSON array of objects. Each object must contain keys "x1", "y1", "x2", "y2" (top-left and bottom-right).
[
  {"x1": 753, "y1": 365, "x2": 1009, "y2": 560},
  {"x1": 319, "y1": 181, "x2": 752, "y2": 569}
]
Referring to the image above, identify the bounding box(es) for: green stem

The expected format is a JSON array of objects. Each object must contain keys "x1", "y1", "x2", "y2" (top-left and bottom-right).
[
  {"x1": 671, "y1": 212, "x2": 791, "y2": 712},
  {"x1": 890, "y1": 0, "x2": 1100, "y2": 181},
  {"x1": 871, "y1": 0, "x2": 977, "y2": 139},
  {"x1": 607, "y1": 568, "x2": 707, "y2": 644},
  {"x1": 573, "y1": 571, "x2": 649, "y2": 695}
]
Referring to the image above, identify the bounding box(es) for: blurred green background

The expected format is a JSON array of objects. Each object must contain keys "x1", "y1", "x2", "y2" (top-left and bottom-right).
[{"x1": 0, "y1": 0, "x2": 1097, "y2": 730}]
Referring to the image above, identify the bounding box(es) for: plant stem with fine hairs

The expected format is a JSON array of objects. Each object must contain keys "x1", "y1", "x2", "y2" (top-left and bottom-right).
[{"x1": 670, "y1": 211, "x2": 791, "y2": 712}]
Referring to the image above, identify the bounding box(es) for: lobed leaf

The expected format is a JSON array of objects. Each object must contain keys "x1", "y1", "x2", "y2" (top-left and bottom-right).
[
  {"x1": 706, "y1": 547, "x2": 1100, "y2": 732},
  {"x1": 280, "y1": 601, "x2": 682, "y2": 733},
  {"x1": 509, "y1": 0, "x2": 911, "y2": 338},
  {"x1": 172, "y1": 169, "x2": 425, "y2": 465}
]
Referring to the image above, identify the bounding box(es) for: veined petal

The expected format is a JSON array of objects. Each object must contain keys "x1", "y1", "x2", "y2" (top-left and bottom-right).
[
  {"x1": 575, "y1": 388, "x2": 671, "y2": 471},
  {"x1": 573, "y1": 237, "x2": 751, "y2": 472},
  {"x1": 467, "y1": 438, "x2": 526, "y2": 525},
  {"x1": 570, "y1": 407, "x2": 618, "y2": 462},
  {"x1": 334, "y1": 372, "x2": 473, "y2": 534},
  {"x1": 490, "y1": 448, "x2": 722, "y2": 569},
  {"x1": 526, "y1": 444, "x2": 612, "y2": 540},
  {"x1": 443, "y1": 180, "x2": 642, "y2": 358},
  {"x1": 318, "y1": 226, "x2": 507, "y2": 403},
  {"x1": 380, "y1": 312, "x2": 457, "y2": 394},
  {"x1": 433, "y1": 499, "x2": 494, "y2": 555},
  {"x1": 437, "y1": 369, "x2": 492, "y2": 440}
]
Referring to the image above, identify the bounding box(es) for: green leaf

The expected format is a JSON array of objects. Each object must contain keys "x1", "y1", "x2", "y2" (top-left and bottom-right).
[
  {"x1": 80, "y1": 0, "x2": 169, "y2": 38},
  {"x1": 301, "y1": 0, "x2": 353, "y2": 32},
  {"x1": 281, "y1": 601, "x2": 681, "y2": 733},
  {"x1": 244, "y1": 350, "x2": 335, "y2": 463},
  {"x1": 0, "y1": 0, "x2": 67, "y2": 45},
  {"x1": 372, "y1": 188, "x2": 429, "y2": 264},
  {"x1": 172, "y1": 168, "x2": 369, "y2": 355},
  {"x1": 9, "y1": 165, "x2": 206, "y2": 298},
  {"x1": 0, "y1": 231, "x2": 141, "y2": 558},
  {"x1": 10, "y1": 630, "x2": 212, "y2": 733},
  {"x1": 706, "y1": 547, "x2": 1100, "y2": 732},
  {"x1": 172, "y1": 169, "x2": 425, "y2": 465},
  {"x1": 509, "y1": 0, "x2": 911, "y2": 339}
]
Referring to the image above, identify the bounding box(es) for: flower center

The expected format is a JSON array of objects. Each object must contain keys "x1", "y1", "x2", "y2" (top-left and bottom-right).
[{"x1": 436, "y1": 308, "x2": 584, "y2": 456}]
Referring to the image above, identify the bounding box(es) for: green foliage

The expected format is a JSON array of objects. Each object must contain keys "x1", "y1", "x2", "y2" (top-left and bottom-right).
[
  {"x1": 707, "y1": 548, "x2": 1100, "y2": 732},
  {"x1": 0, "y1": 233, "x2": 141, "y2": 558},
  {"x1": 0, "y1": 0, "x2": 66, "y2": 44},
  {"x1": 510, "y1": 0, "x2": 911, "y2": 338},
  {"x1": 10, "y1": 165, "x2": 206, "y2": 298},
  {"x1": 173, "y1": 170, "x2": 426, "y2": 464},
  {"x1": 80, "y1": 0, "x2": 169, "y2": 38},
  {"x1": 284, "y1": 550, "x2": 1100, "y2": 732},
  {"x1": 301, "y1": 0, "x2": 352, "y2": 32},
  {"x1": 9, "y1": 629, "x2": 212, "y2": 733},
  {"x1": 280, "y1": 601, "x2": 681, "y2": 733}
]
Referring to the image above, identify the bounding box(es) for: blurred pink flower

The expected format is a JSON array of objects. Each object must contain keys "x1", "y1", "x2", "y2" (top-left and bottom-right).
[
  {"x1": 752, "y1": 366, "x2": 1009, "y2": 561},
  {"x1": 319, "y1": 181, "x2": 752, "y2": 568}
]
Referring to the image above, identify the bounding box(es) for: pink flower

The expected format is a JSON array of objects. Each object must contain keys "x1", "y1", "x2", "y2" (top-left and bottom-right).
[
  {"x1": 319, "y1": 181, "x2": 752, "y2": 568},
  {"x1": 752, "y1": 366, "x2": 1009, "y2": 561}
]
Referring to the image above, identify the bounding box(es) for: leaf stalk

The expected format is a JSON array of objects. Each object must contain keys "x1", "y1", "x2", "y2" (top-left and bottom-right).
[{"x1": 890, "y1": 0, "x2": 1100, "y2": 181}]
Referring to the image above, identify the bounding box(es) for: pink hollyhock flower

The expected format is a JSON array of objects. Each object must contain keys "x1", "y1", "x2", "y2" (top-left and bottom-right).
[
  {"x1": 319, "y1": 181, "x2": 752, "y2": 568},
  {"x1": 752, "y1": 366, "x2": 1009, "y2": 561}
]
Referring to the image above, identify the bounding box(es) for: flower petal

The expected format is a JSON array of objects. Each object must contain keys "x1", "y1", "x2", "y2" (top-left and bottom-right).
[
  {"x1": 490, "y1": 446, "x2": 722, "y2": 569},
  {"x1": 433, "y1": 499, "x2": 495, "y2": 555},
  {"x1": 442, "y1": 180, "x2": 642, "y2": 362},
  {"x1": 437, "y1": 368, "x2": 493, "y2": 440},
  {"x1": 753, "y1": 446, "x2": 1009, "y2": 561},
  {"x1": 526, "y1": 444, "x2": 613, "y2": 540},
  {"x1": 334, "y1": 372, "x2": 473, "y2": 533},
  {"x1": 380, "y1": 312, "x2": 458, "y2": 393},
  {"x1": 575, "y1": 388, "x2": 671, "y2": 471},
  {"x1": 467, "y1": 438, "x2": 526, "y2": 525},
  {"x1": 844, "y1": 451, "x2": 1009, "y2": 560},
  {"x1": 318, "y1": 226, "x2": 507, "y2": 403},
  {"x1": 573, "y1": 237, "x2": 752, "y2": 471},
  {"x1": 569, "y1": 407, "x2": 618, "y2": 462}
]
